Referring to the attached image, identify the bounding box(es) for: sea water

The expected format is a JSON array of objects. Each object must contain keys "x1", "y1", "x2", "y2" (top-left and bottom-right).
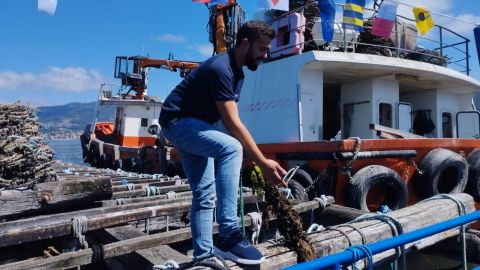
[{"x1": 47, "y1": 138, "x2": 84, "y2": 165}]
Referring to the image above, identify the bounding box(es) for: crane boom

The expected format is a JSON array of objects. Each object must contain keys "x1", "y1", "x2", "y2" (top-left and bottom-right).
[{"x1": 114, "y1": 56, "x2": 200, "y2": 99}]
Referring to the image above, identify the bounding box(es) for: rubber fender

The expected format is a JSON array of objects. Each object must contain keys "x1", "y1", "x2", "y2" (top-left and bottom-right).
[
  {"x1": 417, "y1": 148, "x2": 468, "y2": 198},
  {"x1": 288, "y1": 179, "x2": 309, "y2": 202},
  {"x1": 290, "y1": 168, "x2": 315, "y2": 199},
  {"x1": 347, "y1": 165, "x2": 408, "y2": 212},
  {"x1": 98, "y1": 154, "x2": 106, "y2": 168},
  {"x1": 88, "y1": 148, "x2": 96, "y2": 166},
  {"x1": 80, "y1": 134, "x2": 89, "y2": 161},
  {"x1": 466, "y1": 148, "x2": 480, "y2": 201},
  {"x1": 131, "y1": 157, "x2": 144, "y2": 173},
  {"x1": 102, "y1": 154, "x2": 113, "y2": 169},
  {"x1": 164, "y1": 160, "x2": 176, "y2": 177}
]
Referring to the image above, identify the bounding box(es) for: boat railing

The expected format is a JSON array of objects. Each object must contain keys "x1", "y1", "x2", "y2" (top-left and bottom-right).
[
  {"x1": 284, "y1": 209, "x2": 480, "y2": 270},
  {"x1": 268, "y1": 2, "x2": 471, "y2": 75}
]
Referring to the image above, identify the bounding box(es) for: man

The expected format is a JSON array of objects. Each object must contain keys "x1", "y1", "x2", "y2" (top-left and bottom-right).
[{"x1": 159, "y1": 20, "x2": 287, "y2": 267}]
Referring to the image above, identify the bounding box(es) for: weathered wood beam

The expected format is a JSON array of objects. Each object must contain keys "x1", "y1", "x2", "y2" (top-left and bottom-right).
[
  {"x1": 112, "y1": 184, "x2": 191, "y2": 198},
  {"x1": 0, "y1": 200, "x2": 320, "y2": 270},
  {"x1": 0, "y1": 177, "x2": 112, "y2": 219}
]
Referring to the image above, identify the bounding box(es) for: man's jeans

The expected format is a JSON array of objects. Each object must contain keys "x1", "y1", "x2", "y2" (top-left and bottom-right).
[{"x1": 161, "y1": 117, "x2": 242, "y2": 259}]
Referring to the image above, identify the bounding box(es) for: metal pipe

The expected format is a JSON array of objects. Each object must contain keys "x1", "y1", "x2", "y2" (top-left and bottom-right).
[{"x1": 284, "y1": 210, "x2": 480, "y2": 270}]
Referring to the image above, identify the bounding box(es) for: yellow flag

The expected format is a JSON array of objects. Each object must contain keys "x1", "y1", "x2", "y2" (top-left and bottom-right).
[{"x1": 413, "y1": 7, "x2": 434, "y2": 35}]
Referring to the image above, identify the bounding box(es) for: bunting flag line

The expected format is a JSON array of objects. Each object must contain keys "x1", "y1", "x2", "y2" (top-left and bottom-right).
[
  {"x1": 318, "y1": 0, "x2": 336, "y2": 43},
  {"x1": 474, "y1": 26, "x2": 480, "y2": 66},
  {"x1": 342, "y1": 0, "x2": 366, "y2": 32},
  {"x1": 192, "y1": 0, "x2": 210, "y2": 3},
  {"x1": 412, "y1": 6, "x2": 435, "y2": 35},
  {"x1": 257, "y1": 0, "x2": 289, "y2": 11},
  {"x1": 38, "y1": 0, "x2": 57, "y2": 16},
  {"x1": 371, "y1": 2, "x2": 398, "y2": 38}
]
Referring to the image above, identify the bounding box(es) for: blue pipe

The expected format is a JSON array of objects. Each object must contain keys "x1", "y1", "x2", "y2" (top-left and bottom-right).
[{"x1": 285, "y1": 210, "x2": 480, "y2": 270}]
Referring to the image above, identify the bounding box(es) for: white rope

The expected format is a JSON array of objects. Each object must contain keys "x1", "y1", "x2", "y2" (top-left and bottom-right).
[
  {"x1": 247, "y1": 212, "x2": 263, "y2": 245},
  {"x1": 307, "y1": 223, "x2": 325, "y2": 234},
  {"x1": 72, "y1": 216, "x2": 88, "y2": 249},
  {"x1": 166, "y1": 191, "x2": 177, "y2": 199},
  {"x1": 314, "y1": 195, "x2": 334, "y2": 209},
  {"x1": 152, "y1": 260, "x2": 180, "y2": 270}
]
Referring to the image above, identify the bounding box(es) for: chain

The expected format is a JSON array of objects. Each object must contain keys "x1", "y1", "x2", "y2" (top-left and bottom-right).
[
  {"x1": 403, "y1": 159, "x2": 411, "y2": 180},
  {"x1": 412, "y1": 160, "x2": 424, "y2": 175}
]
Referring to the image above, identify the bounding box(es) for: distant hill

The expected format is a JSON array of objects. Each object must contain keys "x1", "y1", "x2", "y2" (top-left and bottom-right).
[{"x1": 36, "y1": 102, "x2": 115, "y2": 138}]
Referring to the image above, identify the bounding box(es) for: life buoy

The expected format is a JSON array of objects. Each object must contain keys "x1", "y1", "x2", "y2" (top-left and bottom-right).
[
  {"x1": 466, "y1": 148, "x2": 480, "y2": 201},
  {"x1": 347, "y1": 165, "x2": 408, "y2": 212},
  {"x1": 416, "y1": 148, "x2": 468, "y2": 198}
]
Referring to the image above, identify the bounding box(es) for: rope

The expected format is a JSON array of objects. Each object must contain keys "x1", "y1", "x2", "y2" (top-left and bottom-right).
[
  {"x1": 145, "y1": 186, "x2": 160, "y2": 196},
  {"x1": 283, "y1": 165, "x2": 300, "y2": 184},
  {"x1": 166, "y1": 191, "x2": 177, "y2": 199},
  {"x1": 421, "y1": 194, "x2": 467, "y2": 270},
  {"x1": 239, "y1": 170, "x2": 246, "y2": 237},
  {"x1": 122, "y1": 179, "x2": 129, "y2": 185},
  {"x1": 349, "y1": 213, "x2": 406, "y2": 270},
  {"x1": 314, "y1": 195, "x2": 334, "y2": 209},
  {"x1": 247, "y1": 212, "x2": 262, "y2": 244},
  {"x1": 344, "y1": 245, "x2": 374, "y2": 270},
  {"x1": 116, "y1": 198, "x2": 127, "y2": 205},
  {"x1": 279, "y1": 187, "x2": 293, "y2": 199},
  {"x1": 72, "y1": 216, "x2": 88, "y2": 249},
  {"x1": 327, "y1": 226, "x2": 355, "y2": 246},
  {"x1": 153, "y1": 260, "x2": 180, "y2": 270},
  {"x1": 307, "y1": 223, "x2": 325, "y2": 234},
  {"x1": 127, "y1": 183, "x2": 135, "y2": 191}
]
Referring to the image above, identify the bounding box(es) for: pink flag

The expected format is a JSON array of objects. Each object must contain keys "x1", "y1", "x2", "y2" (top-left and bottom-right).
[
  {"x1": 371, "y1": 2, "x2": 398, "y2": 38},
  {"x1": 192, "y1": 0, "x2": 210, "y2": 3}
]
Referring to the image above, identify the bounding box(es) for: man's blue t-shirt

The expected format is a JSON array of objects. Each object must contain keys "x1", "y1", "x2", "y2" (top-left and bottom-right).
[{"x1": 159, "y1": 49, "x2": 244, "y2": 127}]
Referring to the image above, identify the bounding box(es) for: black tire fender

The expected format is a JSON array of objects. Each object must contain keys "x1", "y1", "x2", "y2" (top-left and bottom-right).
[
  {"x1": 466, "y1": 148, "x2": 480, "y2": 201},
  {"x1": 113, "y1": 159, "x2": 123, "y2": 170},
  {"x1": 288, "y1": 179, "x2": 309, "y2": 202},
  {"x1": 417, "y1": 148, "x2": 468, "y2": 198},
  {"x1": 290, "y1": 168, "x2": 315, "y2": 199},
  {"x1": 347, "y1": 165, "x2": 408, "y2": 212}
]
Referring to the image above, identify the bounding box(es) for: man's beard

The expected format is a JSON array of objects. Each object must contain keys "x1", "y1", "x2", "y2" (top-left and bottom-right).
[{"x1": 245, "y1": 46, "x2": 259, "y2": 71}]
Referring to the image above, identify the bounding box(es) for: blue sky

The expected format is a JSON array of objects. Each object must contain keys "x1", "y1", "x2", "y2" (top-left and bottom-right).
[{"x1": 1, "y1": 0, "x2": 480, "y2": 107}]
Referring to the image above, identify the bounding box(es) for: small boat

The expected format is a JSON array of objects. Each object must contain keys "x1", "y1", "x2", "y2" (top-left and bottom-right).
[{"x1": 80, "y1": 56, "x2": 199, "y2": 176}]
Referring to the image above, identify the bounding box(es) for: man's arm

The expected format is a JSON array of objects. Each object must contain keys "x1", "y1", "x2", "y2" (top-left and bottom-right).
[{"x1": 216, "y1": 100, "x2": 287, "y2": 186}]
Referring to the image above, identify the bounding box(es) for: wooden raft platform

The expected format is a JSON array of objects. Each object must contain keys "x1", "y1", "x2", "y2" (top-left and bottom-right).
[{"x1": 0, "y1": 162, "x2": 476, "y2": 269}]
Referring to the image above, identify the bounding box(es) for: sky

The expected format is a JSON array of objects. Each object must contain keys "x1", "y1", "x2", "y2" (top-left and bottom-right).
[{"x1": 1, "y1": 0, "x2": 480, "y2": 107}]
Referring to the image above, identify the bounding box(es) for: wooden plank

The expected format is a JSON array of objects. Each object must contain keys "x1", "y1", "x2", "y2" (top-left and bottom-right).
[
  {"x1": 369, "y1": 124, "x2": 424, "y2": 139},
  {"x1": 102, "y1": 225, "x2": 191, "y2": 269},
  {"x1": 0, "y1": 200, "x2": 322, "y2": 269}
]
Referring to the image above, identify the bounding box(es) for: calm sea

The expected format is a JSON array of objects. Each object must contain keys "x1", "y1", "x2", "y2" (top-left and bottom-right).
[{"x1": 47, "y1": 138, "x2": 84, "y2": 165}]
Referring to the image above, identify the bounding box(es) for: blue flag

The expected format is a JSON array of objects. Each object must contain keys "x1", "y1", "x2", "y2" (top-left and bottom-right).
[
  {"x1": 318, "y1": 0, "x2": 336, "y2": 43},
  {"x1": 209, "y1": 0, "x2": 228, "y2": 5},
  {"x1": 343, "y1": 0, "x2": 366, "y2": 32},
  {"x1": 474, "y1": 26, "x2": 480, "y2": 66}
]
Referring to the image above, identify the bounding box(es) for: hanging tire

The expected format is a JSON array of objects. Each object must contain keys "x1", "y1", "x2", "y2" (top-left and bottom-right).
[
  {"x1": 416, "y1": 148, "x2": 468, "y2": 198},
  {"x1": 290, "y1": 168, "x2": 315, "y2": 199},
  {"x1": 466, "y1": 148, "x2": 480, "y2": 201},
  {"x1": 288, "y1": 179, "x2": 309, "y2": 201},
  {"x1": 347, "y1": 165, "x2": 408, "y2": 212}
]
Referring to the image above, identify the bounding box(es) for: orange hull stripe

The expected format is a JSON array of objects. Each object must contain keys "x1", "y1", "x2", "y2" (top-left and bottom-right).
[{"x1": 117, "y1": 135, "x2": 156, "y2": 147}]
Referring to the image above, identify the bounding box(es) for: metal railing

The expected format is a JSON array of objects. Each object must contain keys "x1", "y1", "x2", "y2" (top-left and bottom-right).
[
  {"x1": 267, "y1": 2, "x2": 471, "y2": 75},
  {"x1": 284, "y1": 210, "x2": 480, "y2": 270}
]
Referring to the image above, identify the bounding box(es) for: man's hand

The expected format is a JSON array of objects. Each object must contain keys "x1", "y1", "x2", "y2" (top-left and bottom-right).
[{"x1": 259, "y1": 159, "x2": 288, "y2": 187}]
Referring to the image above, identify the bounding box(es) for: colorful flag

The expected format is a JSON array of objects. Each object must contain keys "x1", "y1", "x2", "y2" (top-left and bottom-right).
[
  {"x1": 38, "y1": 0, "x2": 57, "y2": 16},
  {"x1": 318, "y1": 0, "x2": 336, "y2": 43},
  {"x1": 412, "y1": 6, "x2": 434, "y2": 35},
  {"x1": 474, "y1": 26, "x2": 480, "y2": 66},
  {"x1": 342, "y1": 0, "x2": 366, "y2": 32},
  {"x1": 210, "y1": 0, "x2": 229, "y2": 5},
  {"x1": 257, "y1": 0, "x2": 289, "y2": 11},
  {"x1": 371, "y1": 2, "x2": 398, "y2": 38},
  {"x1": 192, "y1": 0, "x2": 210, "y2": 2}
]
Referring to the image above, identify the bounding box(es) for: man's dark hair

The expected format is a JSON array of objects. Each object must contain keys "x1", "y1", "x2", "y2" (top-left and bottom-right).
[{"x1": 235, "y1": 20, "x2": 276, "y2": 47}]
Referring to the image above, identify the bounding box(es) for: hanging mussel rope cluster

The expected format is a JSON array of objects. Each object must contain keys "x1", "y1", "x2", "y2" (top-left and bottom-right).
[
  {"x1": 247, "y1": 164, "x2": 315, "y2": 263},
  {"x1": 0, "y1": 103, "x2": 56, "y2": 189}
]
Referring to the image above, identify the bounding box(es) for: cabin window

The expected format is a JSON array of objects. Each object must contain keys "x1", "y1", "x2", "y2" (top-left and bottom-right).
[
  {"x1": 379, "y1": 103, "x2": 392, "y2": 127},
  {"x1": 442, "y1": 112, "x2": 453, "y2": 138},
  {"x1": 141, "y1": 118, "x2": 148, "y2": 127},
  {"x1": 277, "y1": 26, "x2": 290, "y2": 47}
]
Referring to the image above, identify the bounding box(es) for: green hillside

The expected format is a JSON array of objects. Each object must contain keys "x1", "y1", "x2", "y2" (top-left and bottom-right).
[{"x1": 36, "y1": 102, "x2": 115, "y2": 137}]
